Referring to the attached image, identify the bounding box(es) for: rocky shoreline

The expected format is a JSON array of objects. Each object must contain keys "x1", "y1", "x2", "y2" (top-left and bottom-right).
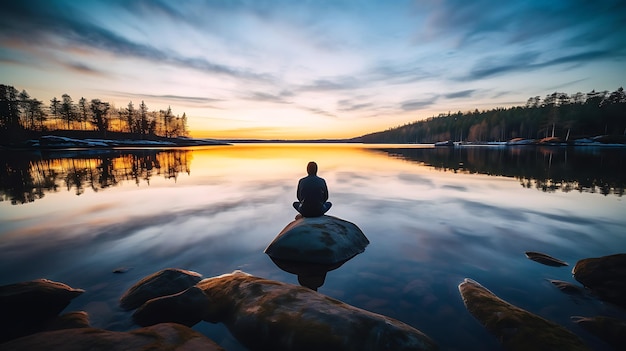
[{"x1": 1, "y1": 216, "x2": 624, "y2": 350}]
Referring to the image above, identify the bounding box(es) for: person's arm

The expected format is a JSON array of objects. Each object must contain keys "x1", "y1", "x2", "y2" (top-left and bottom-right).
[
  {"x1": 321, "y1": 179, "x2": 329, "y2": 202},
  {"x1": 296, "y1": 179, "x2": 304, "y2": 202}
]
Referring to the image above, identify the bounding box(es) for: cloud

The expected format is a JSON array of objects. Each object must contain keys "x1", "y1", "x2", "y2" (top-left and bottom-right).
[
  {"x1": 108, "y1": 91, "x2": 222, "y2": 107},
  {"x1": 0, "y1": 1, "x2": 275, "y2": 83},
  {"x1": 464, "y1": 49, "x2": 623, "y2": 81},
  {"x1": 243, "y1": 92, "x2": 292, "y2": 104},
  {"x1": 401, "y1": 97, "x2": 438, "y2": 111},
  {"x1": 444, "y1": 90, "x2": 476, "y2": 99}
]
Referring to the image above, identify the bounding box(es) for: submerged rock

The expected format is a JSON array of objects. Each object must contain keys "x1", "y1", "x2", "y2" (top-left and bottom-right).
[
  {"x1": 571, "y1": 315, "x2": 626, "y2": 350},
  {"x1": 133, "y1": 286, "x2": 209, "y2": 327},
  {"x1": 548, "y1": 279, "x2": 587, "y2": 296},
  {"x1": 458, "y1": 278, "x2": 589, "y2": 351},
  {"x1": 1, "y1": 322, "x2": 224, "y2": 351},
  {"x1": 572, "y1": 253, "x2": 626, "y2": 309},
  {"x1": 524, "y1": 251, "x2": 568, "y2": 267},
  {"x1": 265, "y1": 215, "x2": 369, "y2": 265},
  {"x1": 119, "y1": 268, "x2": 203, "y2": 311},
  {"x1": 0, "y1": 279, "x2": 85, "y2": 342}
]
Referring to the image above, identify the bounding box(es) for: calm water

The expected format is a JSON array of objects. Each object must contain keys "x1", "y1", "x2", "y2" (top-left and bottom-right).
[{"x1": 1, "y1": 143, "x2": 625, "y2": 350}]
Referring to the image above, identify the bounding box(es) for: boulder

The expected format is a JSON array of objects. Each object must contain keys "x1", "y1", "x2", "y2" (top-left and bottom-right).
[
  {"x1": 0, "y1": 279, "x2": 84, "y2": 342},
  {"x1": 43, "y1": 311, "x2": 91, "y2": 331},
  {"x1": 572, "y1": 253, "x2": 626, "y2": 309},
  {"x1": 265, "y1": 215, "x2": 369, "y2": 265},
  {"x1": 133, "y1": 286, "x2": 209, "y2": 327},
  {"x1": 0, "y1": 322, "x2": 224, "y2": 351},
  {"x1": 196, "y1": 271, "x2": 437, "y2": 351},
  {"x1": 458, "y1": 278, "x2": 589, "y2": 351},
  {"x1": 119, "y1": 268, "x2": 203, "y2": 311},
  {"x1": 571, "y1": 315, "x2": 626, "y2": 350}
]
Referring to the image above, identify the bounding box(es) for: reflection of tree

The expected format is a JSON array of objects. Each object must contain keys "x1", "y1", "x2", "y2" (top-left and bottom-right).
[
  {"x1": 0, "y1": 149, "x2": 192, "y2": 205},
  {"x1": 373, "y1": 146, "x2": 626, "y2": 196}
]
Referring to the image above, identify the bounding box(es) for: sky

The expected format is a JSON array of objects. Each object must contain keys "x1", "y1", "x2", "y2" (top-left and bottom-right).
[{"x1": 1, "y1": 0, "x2": 625, "y2": 139}]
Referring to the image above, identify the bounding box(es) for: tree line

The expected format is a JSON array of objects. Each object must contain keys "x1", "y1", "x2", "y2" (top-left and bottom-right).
[
  {"x1": 0, "y1": 84, "x2": 189, "y2": 140},
  {"x1": 354, "y1": 87, "x2": 626, "y2": 144}
]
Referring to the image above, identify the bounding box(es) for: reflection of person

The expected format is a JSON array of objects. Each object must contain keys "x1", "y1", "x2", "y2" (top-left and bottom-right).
[{"x1": 293, "y1": 161, "x2": 332, "y2": 217}]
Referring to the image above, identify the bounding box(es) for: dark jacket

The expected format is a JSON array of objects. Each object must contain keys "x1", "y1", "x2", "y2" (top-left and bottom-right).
[{"x1": 296, "y1": 175, "x2": 329, "y2": 217}]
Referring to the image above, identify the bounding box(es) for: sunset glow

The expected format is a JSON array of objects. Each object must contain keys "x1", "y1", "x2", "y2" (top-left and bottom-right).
[{"x1": 1, "y1": 1, "x2": 625, "y2": 139}]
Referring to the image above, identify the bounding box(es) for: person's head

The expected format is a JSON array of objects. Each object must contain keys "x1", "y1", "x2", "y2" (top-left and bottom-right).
[{"x1": 306, "y1": 161, "x2": 318, "y2": 175}]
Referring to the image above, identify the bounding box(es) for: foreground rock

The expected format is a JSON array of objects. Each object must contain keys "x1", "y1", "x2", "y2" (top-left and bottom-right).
[
  {"x1": 524, "y1": 251, "x2": 568, "y2": 267},
  {"x1": 136, "y1": 270, "x2": 438, "y2": 351},
  {"x1": 133, "y1": 286, "x2": 209, "y2": 327},
  {"x1": 119, "y1": 268, "x2": 203, "y2": 311},
  {"x1": 571, "y1": 315, "x2": 626, "y2": 350},
  {"x1": 1, "y1": 322, "x2": 224, "y2": 351},
  {"x1": 572, "y1": 253, "x2": 626, "y2": 309},
  {"x1": 265, "y1": 215, "x2": 369, "y2": 265},
  {"x1": 0, "y1": 279, "x2": 84, "y2": 342},
  {"x1": 458, "y1": 278, "x2": 589, "y2": 351}
]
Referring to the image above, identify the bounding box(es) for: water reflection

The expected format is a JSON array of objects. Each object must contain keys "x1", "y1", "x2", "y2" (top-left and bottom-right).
[
  {"x1": 269, "y1": 257, "x2": 355, "y2": 291},
  {"x1": 1, "y1": 145, "x2": 624, "y2": 206},
  {"x1": 372, "y1": 146, "x2": 626, "y2": 196},
  {"x1": 0, "y1": 150, "x2": 191, "y2": 205}
]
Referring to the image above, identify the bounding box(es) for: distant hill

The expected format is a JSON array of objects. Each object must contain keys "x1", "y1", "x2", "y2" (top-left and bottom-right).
[{"x1": 352, "y1": 88, "x2": 626, "y2": 144}]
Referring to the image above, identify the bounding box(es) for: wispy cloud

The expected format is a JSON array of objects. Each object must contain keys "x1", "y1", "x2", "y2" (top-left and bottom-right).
[{"x1": 401, "y1": 97, "x2": 438, "y2": 111}]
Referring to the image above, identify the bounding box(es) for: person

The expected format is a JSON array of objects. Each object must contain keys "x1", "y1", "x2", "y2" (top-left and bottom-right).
[{"x1": 293, "y1": 161, "x2": 332, "y2": 217}]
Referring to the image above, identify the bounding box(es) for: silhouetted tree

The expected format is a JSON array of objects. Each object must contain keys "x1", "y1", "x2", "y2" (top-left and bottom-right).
[
  {"x1": 89, "y1": 99, "x2": 110, "y2": 135},
  {"x1": 61, "y1": 94, "x2": 75, "y2": 129}
]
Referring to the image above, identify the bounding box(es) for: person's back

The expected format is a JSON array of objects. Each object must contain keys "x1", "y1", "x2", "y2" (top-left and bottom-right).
[{"x1": 293, "y1": 162, "x2": 332, "y2": 217}]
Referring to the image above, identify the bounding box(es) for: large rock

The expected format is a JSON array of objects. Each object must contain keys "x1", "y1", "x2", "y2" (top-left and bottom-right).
[
  {"x1": 203, "y1": 271, "x2": 437, "y2": 350},
  {"x1": 572, "y1": 253, "x2": 626, "y2": 309},
  {"x1": 572, "y1": 315, "x2": 626, "y2": 350},
  {"x1": 264, "y1": 215, "x2": 369, "y2": 265},
  {"x1": 119, "y1": 268, "x2": 203, "y2": 311},
  {"x1": 1, "y1": 322, "x2": 224, "y2": 351},
  {"x1": 458, "y1": 278, "x2": 589, "y2": 351},
  {"x1": 0, "y1": 279, "x2": 84, "y2": 342},
  {"x1": 133, "y1": 286, "x2": 209, "y2": 327}
]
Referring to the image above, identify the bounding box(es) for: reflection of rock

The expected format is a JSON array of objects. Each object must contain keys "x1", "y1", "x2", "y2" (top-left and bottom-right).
[
  {"x1": 571, "y1": 315, "x2": 626, "y2": 350},
  {"x1": 0, "y1": 279, "x2": 85, "y2": 342},
  {"x1": 265, "y1": 215, "x2": 369, "y2": 265},
  {"x1": 269, "y1": 257, "x2": 351, "y2": 291},
  {"x1": 524, "y1": 251, "x2": 568, "y2": 267},
  {"x1": 133, "y1": 286, "x2": 209, "y2": 327},
  {"x1": 458, "y1": 278, "x2": 589, "y2": 351},
  {"x1": 119, "y1": 268, "x2": 203, "y2": 311},
  {"x1": 137, "y1": 270, "x2": 438, "y2": 351},
  {"x1": 1, "y1": 322, "x2": 225, "y2": 351},
  {"x1": 573, "y1": 253, "x2": 626, "y2": 309}
]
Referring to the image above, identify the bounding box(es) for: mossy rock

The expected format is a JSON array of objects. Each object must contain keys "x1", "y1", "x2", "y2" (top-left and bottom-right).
[
  {"x1": 0, "y1": 279, "x2": 84, "y2": 342},
  {"x1": 0, "y1": 322, "x2": 224, "y2": 351},
  {"x1": 458, "y1": 278, "x2": 589, "y2": 351},
  {"x1": 265, "y1": 215, "x2": 369, "y2": 265},
  {"x1": 119, "y1": 268, "x2": 202, "y2": 311},
  {"x1": 194, "y1": 271, "x2": 438, "y2": 351},
  {"x1": 572, "y1": 253, "x2": 626, "y2": 309}
]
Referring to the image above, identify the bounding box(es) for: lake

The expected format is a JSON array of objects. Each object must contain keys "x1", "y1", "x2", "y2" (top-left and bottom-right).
[{"x1": 1, "y1": 143, "x2": 625, "y2": 350}]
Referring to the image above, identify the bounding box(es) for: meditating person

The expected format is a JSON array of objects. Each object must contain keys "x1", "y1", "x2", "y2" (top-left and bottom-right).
[{"x1": 293, "y1": 161, "x2": 332, "y2": 218}]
